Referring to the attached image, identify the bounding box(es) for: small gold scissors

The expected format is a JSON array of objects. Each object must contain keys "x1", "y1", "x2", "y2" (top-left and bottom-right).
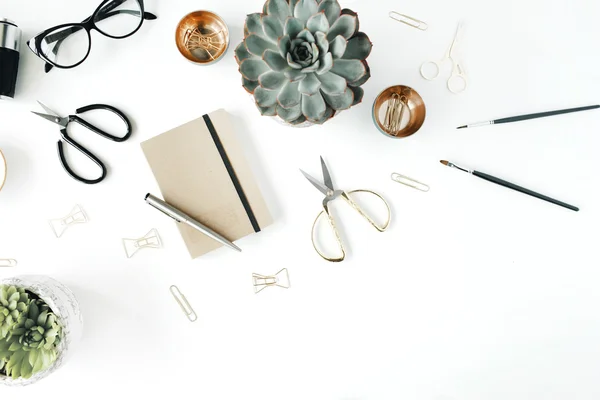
[{"x1": 300, "y1": 157, "x2": 391, "y2": 262}]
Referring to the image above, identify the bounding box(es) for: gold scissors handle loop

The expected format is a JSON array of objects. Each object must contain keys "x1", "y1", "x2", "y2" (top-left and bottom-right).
[{"x1": 311, "y1": 190, "x2": 391, "y2": 262}]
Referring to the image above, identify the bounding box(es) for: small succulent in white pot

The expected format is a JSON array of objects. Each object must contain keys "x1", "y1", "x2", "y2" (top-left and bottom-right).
[
  {"x1": 0, "y1": 276, "x2": 82, "y2": 386},
  {"x1": 235, "y1": 0, "x2": 373, "y2": 125}
]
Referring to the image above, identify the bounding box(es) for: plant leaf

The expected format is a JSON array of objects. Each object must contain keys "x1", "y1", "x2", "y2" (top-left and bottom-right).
[
  {"x1": 277, "y1": 103, "x2": 303, "y2": 122},
  {"x1": 235, "y1": 42, "x2": 253, "y2": 64},
  {"x1": 301, "y1": 60, "x2": 321, "y2": 73},
  {"x1": 330, "y1": 59, "x2": 366, "y2": 82},
  {"x1": 245, "y1": 34, "x2": 278, "y2": 57},
  {"x1": 317, "y1": 71, "x2": 347, "y2": 95},
  {"x1": 254, "y1": 87, "x2": 279, "y2": 107},
  {"x1": 278, "y1": 36, "x2": 292, "y2": 58},
  {"x1": 284, "y1": 69, "x2": 307, "y2": 82},
  {"x1": 312, "y1": 106, "x2": 335, "y2": 124},
  {"x1": 342, "y1": 32, "x2": 372, "y2": 60},
  {"x1": 284, "y1": 17, "x2": 303, "y2": 39},
  {"x1": 240, "y1": 59, "x2": 270, "y2": 80},
  {"x1": 259, "y1": 71, "x2": 288, "y2": 90},
  {"x1": 318, "y1": 0, "x2": 341, "y2": 26},
  {"x1": 347, "y1": 61, "x2": 370, "y2": 87},
  {"x1": 277, "y1": 81, "x2": 302, "y2": 109},
  {"x1": 294, "y1": 0, "x2": 319, "y2": 23},
  {"x1": 329, "y1": 35, "x2": 346, "y2": 59},
  {"x1": 242, "y1": 78, "x2": 259, "y2": 94},
  {"x1": 245, "y1": 13, "x2": 263, "y2": 35},
  {"x1": 266, "y1": 0, "x2": 290, "y2": 23},
  {"x1": 29, "y1": 301, "x2": 39, "y2": 322},
  {"x1": 302, "y1": 92, "x2": 327, "y2": 121},
  {"x1": 298, "y1": 72, "x2": 322, "y2": 95},
  {"x1": 286, "y1": 53, "x2": 302, "y2": 69},
  {"x1": 315, "y1": 31, "x2": 329, "y2": 54},
  {"x1": 316, "y1": 53, "x2": 333, "y2": 74},
  {"x1": 262, "y1": 15, "x2": 284, "y2": 42},
  {"x1": 263, "y1": 49, "x2": 289, "y2": 72},
  {"x1": 322, "y1": 86, "x2": 354, "y2": 110},
  {"x1": 326, "y1": 14, "x2": 357, "y2": 41},
  {"x1": 307, "y1": 12, "x2": 329, "y2": 34},
  {"x1": 256, "y1": 103, "x2": 277, "y2": 117},
  {"x1": 296, "y1": 29, "x2": 316, "y2": 43}
]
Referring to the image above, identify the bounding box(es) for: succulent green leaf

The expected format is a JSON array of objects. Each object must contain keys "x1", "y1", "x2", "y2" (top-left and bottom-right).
[
  {"x1": 329, "y1": 35, "x2": 346, "y2": 59},
  {"x1": 347, "y1": 62, "x2": 370, "y2": 87},
  {"x1": 326, "y1": 14, "x2": 357, "y2": 41},
  {"x1": 240, "y1": 59, "x2": 270, "y2": 80},
  {"x1": 284, "y1": 69, "x2": 307, "y2": 82},
  {"x1": 245, "y1": 13, "x2": 263, "y2": 35},
  {"x1": 278, "y1": 36, "x2": 292, "y2": 58},
  {"x1": 277, "y1": 81, "x2": 301, "y2": 108},
  {"x1": 235, "y1": 42, "x2": 253, "y2": 64},
  {"x1": 330, "y1": 59, "x2": 366, "y2": 82},
  {"x1": 316, "y1": 53, "x2": 333, "y2": 74},
  {"x1": 310, "y1": 43, "x2": 320, "y2": 64},
  {"x1": 322, "y1": 86, "x2": 354, "y2": 110},
  {"x1": 294, "y1": 0, "x2": 319, "y2": 23},
  {"x1": 298, "y1": 72, "x2": 322, "y2": 95},
  {"x1": 256, "y1": 103, "x2": 277, "y2": 116},
  {"x1": 315, "y1": 31, "x2": 329, "y2": 54},
  {"x1": 6, "y1": 350, "x2": 26, "y2": 379},
  {"x1": 318, "y1": 0, "x2": 342, "y2": 26},
  {"x1": 301, "y1": 59, "x2": 321, "y2": 73},
  {"x1": 242, "y1": 77, "x2": 259, "y2": 94},
  {"x1": 259, "y1": 71, "x2": 288, "y2": 90},
  {"x1": 302, "y1": 93, "x2": 327, "y2": 121},
  {"x1": 317, "y1": 71, "x2": 348, "y2": 95},
  {"x1": 277, "y1": 103, "x2": 303, "y2": 122},
  {"x1": 262, "y1": 15, "x2": 284, "y2": 42},
  {"x1": 263, "y1": 49, "x2": 289, "y2": 71},
  {"x1": 254, "y1": 87, "x2": 279, "y2": 107},
  {"x1": 289, "y1": 0, "x2": 300, "y2": 14},
  {"x1": 284, "y1": 17, "x2": 304, "y2": 39},
  {"x1": 307, "y1": 12, "x2": 330, "y2": 34},
  {"x1": 296, "y1": 29, "x2": 316, "y2": 44},
  {"x1": 313, "y1": 106, "x2": 335, "y2": 124},
  {"x1": 286, "y1": 53, "x2": 302, "y2": 69},
  {"x1": 246, "y1": 34, "x2": 278, "y2": 57},
  {"x1": 266, "y1": 0, "x2": 291, "y2": 23},
  {"x1": 290, "y1": 114, "x2": 308, "y2": 125},
  {"x1": 342, "y1": 32, "x2": 372, "y2": 60}
]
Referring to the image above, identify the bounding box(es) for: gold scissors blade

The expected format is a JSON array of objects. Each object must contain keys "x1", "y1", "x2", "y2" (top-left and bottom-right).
[
  {"x1": 300, "y1": 169, "x2": 330, "y2": 196},
  {"x1": 320, "y1": 156, "x2": 334, "y2": 191}
]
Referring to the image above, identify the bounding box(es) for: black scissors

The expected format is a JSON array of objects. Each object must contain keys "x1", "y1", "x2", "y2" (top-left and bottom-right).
[{"x1": 32, "y1": 101, "x2": 132, "y2": 184}]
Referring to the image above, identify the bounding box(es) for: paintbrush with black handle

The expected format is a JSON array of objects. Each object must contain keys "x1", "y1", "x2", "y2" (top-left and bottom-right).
[{"x1": 440, "y1": 160, "x2": 579, "y2": 212}]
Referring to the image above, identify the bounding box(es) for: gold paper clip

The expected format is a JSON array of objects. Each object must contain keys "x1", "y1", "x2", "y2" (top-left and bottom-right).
[
  {"x1": 122, "y1": 228, "x2": 162, "y2": 258},
  {"x1": 391, "y1": 173, "x2": 430, "y2": 192},
  {"x1": 170, "y1": 285, "x2": 197, "y2": 322},
  {"x1": 184, "y1": 27, "x2": 226, "y2": 60},
  {"x1": 252, "y1": 268, "x2": 290, "y2": 294},
  {"x1": 389, "y1": 12, "x2": 428, "y2": 31},
  {"x1": 48, "y1": 205, "x2": 89, "y2": 238},
  {"x1": 0, "y1": 259, "x2": 17, "y2": 268}
]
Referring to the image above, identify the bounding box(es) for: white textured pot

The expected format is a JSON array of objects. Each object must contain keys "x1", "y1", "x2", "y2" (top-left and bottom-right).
[{"x1": 0, "y1": 275, "x2": 83, "y2": 386}]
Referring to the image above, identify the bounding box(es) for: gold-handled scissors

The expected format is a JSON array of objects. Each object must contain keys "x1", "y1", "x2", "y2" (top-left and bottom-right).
[{"x1": 300, "y1": 157, "x2": 391, "y2": 262}]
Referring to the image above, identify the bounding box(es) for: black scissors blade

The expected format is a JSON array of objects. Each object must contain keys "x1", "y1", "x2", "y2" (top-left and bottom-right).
[
  {"x1": 300, "y1": 169, "x2": 330, "y2": 196},
  {"x1": 31, "y1": 111, "x2": 67, "y2": 127},
  {"x1": 320, "y1": 156, "x2": 334, "y2": 191}
]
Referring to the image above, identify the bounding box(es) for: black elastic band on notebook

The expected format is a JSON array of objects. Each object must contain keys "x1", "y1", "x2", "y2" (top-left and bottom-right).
[{"x1": 203, "y1": 114, "x2": 261, "y2": 233}]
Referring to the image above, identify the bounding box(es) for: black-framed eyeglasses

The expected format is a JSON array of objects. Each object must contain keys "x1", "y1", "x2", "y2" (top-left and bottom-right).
[{"x1": 27, "y1": 0, "x2": 157, "y2": 73}]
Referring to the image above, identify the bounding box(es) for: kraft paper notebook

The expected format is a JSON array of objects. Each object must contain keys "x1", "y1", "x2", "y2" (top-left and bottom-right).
[{"x1": 141, "y1": 109, "x2": 272, "y2": 258}]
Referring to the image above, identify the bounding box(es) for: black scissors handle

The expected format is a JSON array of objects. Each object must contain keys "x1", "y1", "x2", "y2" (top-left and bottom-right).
[
  {"x1": 57, "y1": 132, "x2": 107, "y2": 185},
  {"x1": 69, "y1": 104, "x2": 132, "y2": 142}
]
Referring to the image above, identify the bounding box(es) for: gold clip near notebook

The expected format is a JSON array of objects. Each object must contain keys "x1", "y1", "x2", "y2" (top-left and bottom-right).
[
  {"x1": 252, "y1": 268, "x2": 290, "y2": 294},
  {"x1": 48, "y1": 205, "x2": 89, "y2": 238},
  {"x1": 391, "y1": 173, "x2": 430, "y2": 192},
  {"x1": 0, "y1": 259, "x2": 17, "y2": 267},
  {"x1": 170, "y1": 285, "x2": 198, "y2": 322},
  {"x1": 122, "y1": 228, "x2": 163, "y2": 258},
  {"x1": 389, "y1": 12, "x2": 428, "y2": 31}
]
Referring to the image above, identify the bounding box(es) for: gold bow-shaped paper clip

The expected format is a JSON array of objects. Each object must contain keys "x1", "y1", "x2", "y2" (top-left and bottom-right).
[
  {"x1": 0, "y1": 259, "x2": 17, "y2": 268},
  {"x1": 48, "y1": 205, "x2": 88, "y2": 238},
  {"x1": 252, "y1": 268, "x2": 290, "y2": 294},
  {"x1": 122, "y1": 228, "x2": 162, "y2": 258}
]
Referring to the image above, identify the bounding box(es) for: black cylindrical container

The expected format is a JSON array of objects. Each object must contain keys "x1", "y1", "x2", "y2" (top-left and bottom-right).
[{"x1": 0, "y1": 19, "x2": 21, "y2": 100}]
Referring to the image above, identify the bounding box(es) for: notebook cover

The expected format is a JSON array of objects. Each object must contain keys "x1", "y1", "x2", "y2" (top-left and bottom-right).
[{"x1": 141, "y1": 109, "x2": 272, "y2": 258}]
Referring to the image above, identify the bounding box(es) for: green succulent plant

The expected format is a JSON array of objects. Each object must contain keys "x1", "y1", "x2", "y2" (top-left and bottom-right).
[
  {"x1": 0, "y1": 286, "x2": 30, "y2": 340},
  {"x1": 235, "y1": 0, "x2": 372, "y2": 125},
  {"x1": 0, "y1": 285, "x2": 62, "y2": 381}
]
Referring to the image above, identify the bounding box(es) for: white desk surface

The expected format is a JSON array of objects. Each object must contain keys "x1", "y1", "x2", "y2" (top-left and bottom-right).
[{"x1": 1, "y1": 0, "x2": 599, "y2": 398}]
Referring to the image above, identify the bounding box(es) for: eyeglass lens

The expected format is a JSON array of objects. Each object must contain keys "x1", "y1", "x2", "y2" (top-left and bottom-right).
[{"x1": 93, "y1": 0, "x2": 144, "y2": 38}]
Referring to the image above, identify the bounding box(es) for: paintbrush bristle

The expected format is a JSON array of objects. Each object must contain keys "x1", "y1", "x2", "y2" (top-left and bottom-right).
[
  {"x1": 440, "y1": 160, "x2": 449, "y2": 166},
  {"x1": 456, "y1": 125, "x2": 467, "y2": 129}
]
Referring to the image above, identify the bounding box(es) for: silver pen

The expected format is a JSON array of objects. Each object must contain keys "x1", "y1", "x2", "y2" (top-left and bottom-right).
[{"x1": 145, "y1": 193, "x2": 241, "y2": 252}]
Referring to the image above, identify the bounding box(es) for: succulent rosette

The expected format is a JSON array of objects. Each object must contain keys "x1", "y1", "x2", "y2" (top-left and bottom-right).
[{"x1": 235, "y1": 0, "x2": 373, "y2": 125}]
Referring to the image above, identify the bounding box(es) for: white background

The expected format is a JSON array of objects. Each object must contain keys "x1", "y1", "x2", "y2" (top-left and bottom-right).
[{"x1": 1, "y1": 0, "x2": 600, "y2": 398}]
